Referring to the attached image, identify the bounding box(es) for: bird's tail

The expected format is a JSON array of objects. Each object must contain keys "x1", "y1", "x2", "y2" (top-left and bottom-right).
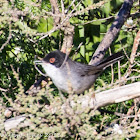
[{"x1": 97, "y1": 51, "x2": 124, "y2": 69}]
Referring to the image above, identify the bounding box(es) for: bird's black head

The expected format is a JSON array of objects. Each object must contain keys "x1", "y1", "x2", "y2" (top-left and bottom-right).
[{"x1": 43, "y1": 50, "x2": 66, "y2": 68}]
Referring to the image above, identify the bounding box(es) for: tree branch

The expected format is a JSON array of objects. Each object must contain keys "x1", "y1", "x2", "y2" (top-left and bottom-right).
[
  {"x1": 49, "y1": 0, "x2": 61, "y2": 26},
  {"x1": 94, "y1": 82, "x2": 140, "y2": 108},
  {"x1": 89, "y1": 0, "x2": 134, "y2": 66},
  {"x1": 0, "y1": 24, "x2": 12, "y2": 52}
]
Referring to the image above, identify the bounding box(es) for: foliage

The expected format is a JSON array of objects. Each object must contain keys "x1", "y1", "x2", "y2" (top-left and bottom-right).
[
  {"x1": 0, "y1": 71, "x2": 140, "y2": 139},
  {"x1": 0, "y1": 0, "x2": 140, "y2": 139}
]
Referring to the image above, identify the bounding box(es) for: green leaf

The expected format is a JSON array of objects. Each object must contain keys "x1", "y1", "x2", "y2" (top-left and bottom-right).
[
  {"x1": 102, "y1": 2, "x2": 111, "y2": 17},
  {"x1": 37, "y1": 17, "x2": 53, "y2": 33}
]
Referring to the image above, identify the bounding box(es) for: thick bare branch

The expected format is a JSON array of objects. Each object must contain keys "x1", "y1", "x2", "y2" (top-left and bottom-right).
[
  {"x1": 89, "y1": 0, "x2": 134, "y2": 65},
  {"x1": 4, "y1": 115, "x2": 28, "y2": 131},
  {"x1": 95, "y1": 82, "x2": 140, "y2": 108}
]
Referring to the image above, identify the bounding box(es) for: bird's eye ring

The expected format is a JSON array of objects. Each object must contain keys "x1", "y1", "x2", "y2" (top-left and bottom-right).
[{"x1": 49, "y1": 58, "x2": 55, "y2": 63}]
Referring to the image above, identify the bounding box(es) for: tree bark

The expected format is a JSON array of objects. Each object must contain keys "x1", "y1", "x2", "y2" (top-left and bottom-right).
[{"x1": 89, "y1": 0, "x2": 134, "y2": 66}]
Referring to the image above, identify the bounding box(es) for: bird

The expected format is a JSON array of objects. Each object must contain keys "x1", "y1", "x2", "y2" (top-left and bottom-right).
[{"x1": 34, "y1": 50, "x2": 123, "y2": 94}]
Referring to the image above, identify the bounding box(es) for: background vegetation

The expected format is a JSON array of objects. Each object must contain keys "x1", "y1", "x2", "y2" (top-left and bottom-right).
[{"x1": 0, "y1": 0, "x2": 140, "y2": 139}]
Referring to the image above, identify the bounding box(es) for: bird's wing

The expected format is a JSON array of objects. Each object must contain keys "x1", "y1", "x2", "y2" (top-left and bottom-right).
[
  {"x1": 73, "y1": 62, "x2": 102, "y2": 76},
  {"x1": 68, "y1": 51, "x2": 123, "y2": 77}
]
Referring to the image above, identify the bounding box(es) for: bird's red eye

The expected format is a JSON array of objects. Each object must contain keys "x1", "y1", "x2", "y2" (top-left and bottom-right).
[{"x1": 49, "y1": 58, "x2": 55, "y2": 63}]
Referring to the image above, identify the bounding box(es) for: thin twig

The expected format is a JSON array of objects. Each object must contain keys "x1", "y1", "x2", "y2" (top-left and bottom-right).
[
  {"x1": 61, "y1": 0, "x2": 65, "y2": 15},
  {"x1": 0, "y1": 24, "x2": 12, "y2": 52},
  {"x1": 39, "y1": 0, "x2": 82, "y2": 41},
  {"x1": 74, "y1": 16, "x2": 114, "y2": 26},
  {"x1": 65, "y1": 0, "x2": 76, "y2": 14},
  {"x1": 0, "y1": 87, "x2": 8, "y2": 92},
  {"x1": 109, "y1": 47, "x2": 114, "y2": 84},
  {"x1": 122, "y1": 29, "x2": 140, "y2": 79},
  {"x1": 72, "y1": 1, "x2": 105, "y2": 17},
  {"x1": 34, "y1": 63, "x2": 48, "y2": 77}
]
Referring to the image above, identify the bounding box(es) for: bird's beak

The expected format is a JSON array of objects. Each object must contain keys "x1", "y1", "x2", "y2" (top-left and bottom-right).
[
  {"x1": 34, "y1": 60, "x2": 43, "y2": 65},
  {"x1": 34, "y1": 60, "x2": 48, "y2": 77}
]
